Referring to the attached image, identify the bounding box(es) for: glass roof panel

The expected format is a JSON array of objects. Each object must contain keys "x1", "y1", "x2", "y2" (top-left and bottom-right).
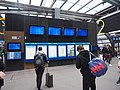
[
  {"x1": 86, "y1": 10, "x2": 97, "y2": 14},
  {"x1": 19, "y1": 0, "x2": 29, "y2": 4},
  {"x1": 0, "y1": 6, "x2": 7, "y2": 9},
  {"x1": 78, "y1": 7, "x2": 90, "y2": 13},
  {"x1": 31, "y1": 0, "x2": 42, "y2": 6},
  {"x1": 77, "y1": 0, "x2": 92, "y2": 6},
  {"x1": 44, "y1": 0, "x2": 54, "y2": 7},
  {"x1": 61, "y1": 2, "x2": 74, "y2": 10},
  {"x1": 67, "y1": 0, "x2": 79, "y2": 3},
  {"x1": 5, "y1": 0, "x2": 17, "y2": 3},
  {"x1": 52, "y1": 0, "x2": 64, "y2": 8},
  {"x1": 93, "y1": 2, "x2": 112, "y2": 12},
  {"x1": 84, "y1": 0, "x2": 103, "y2": 9},
  {"x1": 69, "y1": 4, "x2": 82, "y2": 12}
]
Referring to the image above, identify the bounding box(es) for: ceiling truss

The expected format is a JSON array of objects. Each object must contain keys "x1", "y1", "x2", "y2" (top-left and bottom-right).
[{"x1": 0, "y1": 0, "x2": 101, "y2": 21}]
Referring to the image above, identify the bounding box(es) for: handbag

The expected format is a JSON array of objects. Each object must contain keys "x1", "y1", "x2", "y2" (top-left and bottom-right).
[
  {"x1": 0, "y1": 71, "x2": 6, "y2": 79},
  {"x1": 118, "y1": 60, "x2": 120, "y2": 69}
]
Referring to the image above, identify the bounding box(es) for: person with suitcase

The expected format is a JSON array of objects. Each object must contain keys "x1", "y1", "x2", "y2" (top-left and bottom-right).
[{"x1": 34, "y1": 47, "x2": 49, "y2": 90}]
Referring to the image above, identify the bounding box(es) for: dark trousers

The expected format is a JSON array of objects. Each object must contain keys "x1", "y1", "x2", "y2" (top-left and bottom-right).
[
  {"x1": 83, "y1": 73, "x2": 96, "y2": 90},
  {"x1": 35, "y1": 67, "x2": 44, "y2": 90}
]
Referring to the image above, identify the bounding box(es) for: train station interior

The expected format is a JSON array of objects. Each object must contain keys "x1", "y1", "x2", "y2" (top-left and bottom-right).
[{"x1": 0, "y1": 0, "x2": 120, "y2": 90}]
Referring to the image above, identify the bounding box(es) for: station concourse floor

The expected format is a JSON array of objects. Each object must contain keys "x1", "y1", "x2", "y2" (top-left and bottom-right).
[{"x1": 2, "y1": 57, "x2": 120, "y2": 90}]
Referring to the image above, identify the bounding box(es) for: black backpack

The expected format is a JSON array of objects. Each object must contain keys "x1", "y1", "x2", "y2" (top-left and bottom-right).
[{"x1": 34, "y1": 54, "x2": 45, "y2": 67}]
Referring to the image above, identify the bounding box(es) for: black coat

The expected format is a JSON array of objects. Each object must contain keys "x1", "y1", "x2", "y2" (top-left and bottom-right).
[
  {"x1": 76, "y1": 50, "x2": 94, "y2": 76},
  {"x1": 0, "y1": 60, "x2": 5, "y2": 87}
]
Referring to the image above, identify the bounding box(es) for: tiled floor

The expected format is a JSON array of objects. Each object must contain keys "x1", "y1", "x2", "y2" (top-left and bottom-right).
[{"x1": 2, "y1": 57, "x2": 120, "y2": 90}]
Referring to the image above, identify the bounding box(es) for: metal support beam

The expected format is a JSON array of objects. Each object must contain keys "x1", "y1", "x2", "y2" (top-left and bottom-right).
[
  {"x1": 29, "y1": 0, "x2": 31, "y2": 4},
  {"x1": 50, "y1": 0, "x2": 57, "y2": 8},
  {"x1": 76, "y1": 0, "x2": 93, "y2": 12},
  {"x1": 103, "y1": 0, "x2": 120, "y2": 6},
  {"x1": 40, "y1": 0, "x2": 44, "y2": 6},
  {"x1": 68, "y1": 0, "x2": 80, "y2": 11},
  {"x1": 60, "y1": 0, "x2": 68, "y2": 9},
  {"x1": 0, "y1": 1, "x2": 100, "y2": 20},
  {"x1": 95, "y1": 6, "x2": 116, "y2": 15}
]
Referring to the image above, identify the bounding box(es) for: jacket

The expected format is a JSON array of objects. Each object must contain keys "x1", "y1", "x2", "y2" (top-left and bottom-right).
[{"x1": 76, "y1": 50, "x2": 93, "y2": 75}]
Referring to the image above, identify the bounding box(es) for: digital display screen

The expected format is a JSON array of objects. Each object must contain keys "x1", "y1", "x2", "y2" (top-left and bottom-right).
[
  {"x1": 30, "y1": 26, "x2": 44, "y2": 35},
  {"x1": 78, "y1": 29, "x2": 88, "y2": 36},
  {"x1": 48, "y1": 27, "x2": 61, "y2": 36},
  {"x1": 7, "y1": 52, "x2": 21, "y2": 60},
  {"x1": 8, "y1": 43, "x2": 21, "y2": 51},
  {"x1": 64, "y1": 28, "x2": 75, "y2": 36}
]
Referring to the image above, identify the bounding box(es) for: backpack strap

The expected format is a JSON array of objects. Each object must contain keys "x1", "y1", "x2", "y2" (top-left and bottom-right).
[{"x1": 89, "y1": 52, "x2": 97, "y2": 61}]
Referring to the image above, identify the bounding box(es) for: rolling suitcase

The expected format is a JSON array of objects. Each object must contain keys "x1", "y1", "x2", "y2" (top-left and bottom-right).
[{"x1": 45, "y1": 68, "x2": 53, "y2": 88}]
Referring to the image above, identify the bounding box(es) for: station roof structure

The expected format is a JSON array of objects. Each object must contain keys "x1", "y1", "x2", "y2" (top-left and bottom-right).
[{"x1": 0, "y1": 0, "x2": 119, "y2": 24}]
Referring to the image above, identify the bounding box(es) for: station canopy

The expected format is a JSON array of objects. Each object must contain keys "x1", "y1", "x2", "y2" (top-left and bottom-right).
[{"x1": 0, "y1": 0, "x2": 117, "y2": 21}]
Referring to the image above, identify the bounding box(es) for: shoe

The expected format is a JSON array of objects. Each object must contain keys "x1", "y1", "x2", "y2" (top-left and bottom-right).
[
  {"x1": 116, "y1": 83, "x2": 120, "y2": 85},
  {"x1": 109, "y1": 64, "x2": 112, "y2": 66}
]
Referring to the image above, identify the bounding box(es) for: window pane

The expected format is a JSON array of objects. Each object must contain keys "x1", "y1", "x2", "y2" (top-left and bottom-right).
[
  {"x1": 31, "y1": 0, "x2": 42, "y2": 6},
  {"x1": 85, "y1": 0, "x2": 103, "y2": 9},
  {"x1": 70, "y1": 4, "x2": 82, "y2": 11},
  {"x1": 86, "y1": 10, "x2": 97, "y2": 14},
  {"x1": 5, "y1": 0, "x2": 17, "y2": 3},
  {"x1": 68, "y1": 0, "x2": 78, "y2": 3},
  {"x1": 61, "y1": 2, "x2": 74, "y2": 10},
  {"x1": 93, "y1": 2, "x2": 112, "y2": 12},
  {"x1": 19, "y1": 0, "x2": 29, "y2": 4},
  {"x1": 77, "y1": 0, "x2": 92, "y2": 6},
  {"x1": 78, "y1": 7, "x2": 90, "y2": 13},
  {"x1": 43, "y1": 0, "x2": 54, "y2": 7},
  {"x1": 52, "y1": 0, "x2": 64, "y2": 8}
]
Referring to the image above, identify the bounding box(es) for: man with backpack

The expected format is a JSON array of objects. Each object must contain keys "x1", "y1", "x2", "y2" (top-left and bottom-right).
[
  {"x1": 76, "y1": 45, "x2": 96, "y2": 90},
  {"x1": 34, "y1": 47, "x2": 49, "y2": 90}
]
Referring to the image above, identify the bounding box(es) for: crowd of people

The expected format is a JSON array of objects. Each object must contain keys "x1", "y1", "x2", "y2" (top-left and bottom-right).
[{"x1": 0, "y1": 45, "x2": 120, "y2": 90}]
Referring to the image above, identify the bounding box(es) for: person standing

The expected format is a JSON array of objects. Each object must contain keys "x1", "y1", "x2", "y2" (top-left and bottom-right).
[
  {"x1": 0, "y1": 56, "x2": 5, "y2": 90},
  {"x1": 34, "y1": 47, "x2": 49, "y2": 90},
  {"x1": 102, "y1": 45, "x2": 107, "y2": 61},
  {"x1": 76, "y1": 45, "x2": 96, "y2": 90},
  {"x1": 105, "y1": 45, "x2": 112, "y2": 66}
]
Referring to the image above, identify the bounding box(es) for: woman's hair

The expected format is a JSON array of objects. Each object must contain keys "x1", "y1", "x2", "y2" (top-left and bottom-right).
[
  {"x1": 38, "y1": 47, "x2": 42, "y2": 51},
  {"x1": 77, "y1": 45, "x2": 84, "y2": 51}
]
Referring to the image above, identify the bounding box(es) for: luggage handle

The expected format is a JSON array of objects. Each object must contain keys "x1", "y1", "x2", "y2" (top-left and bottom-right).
[{"x1": 46, "y1": 66, "x2": 49, "y2": 73}]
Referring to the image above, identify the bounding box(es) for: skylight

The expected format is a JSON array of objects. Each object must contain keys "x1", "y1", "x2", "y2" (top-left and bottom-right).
[
  {"x1": 52, "y1": 0, "x2": 64, "y2": 8},
  {"x1": 19, "y1": 0, "x2": 29, "y2": 4},
  {"x1": 31, "y1": 0, "x2": 42, "y2": 6},
  {"x1": 61, "y1": 2, "x2": 74, "y2": 10},
  {"x1": 5, "y1": 0, "x2": 17, "y2": 3}
]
